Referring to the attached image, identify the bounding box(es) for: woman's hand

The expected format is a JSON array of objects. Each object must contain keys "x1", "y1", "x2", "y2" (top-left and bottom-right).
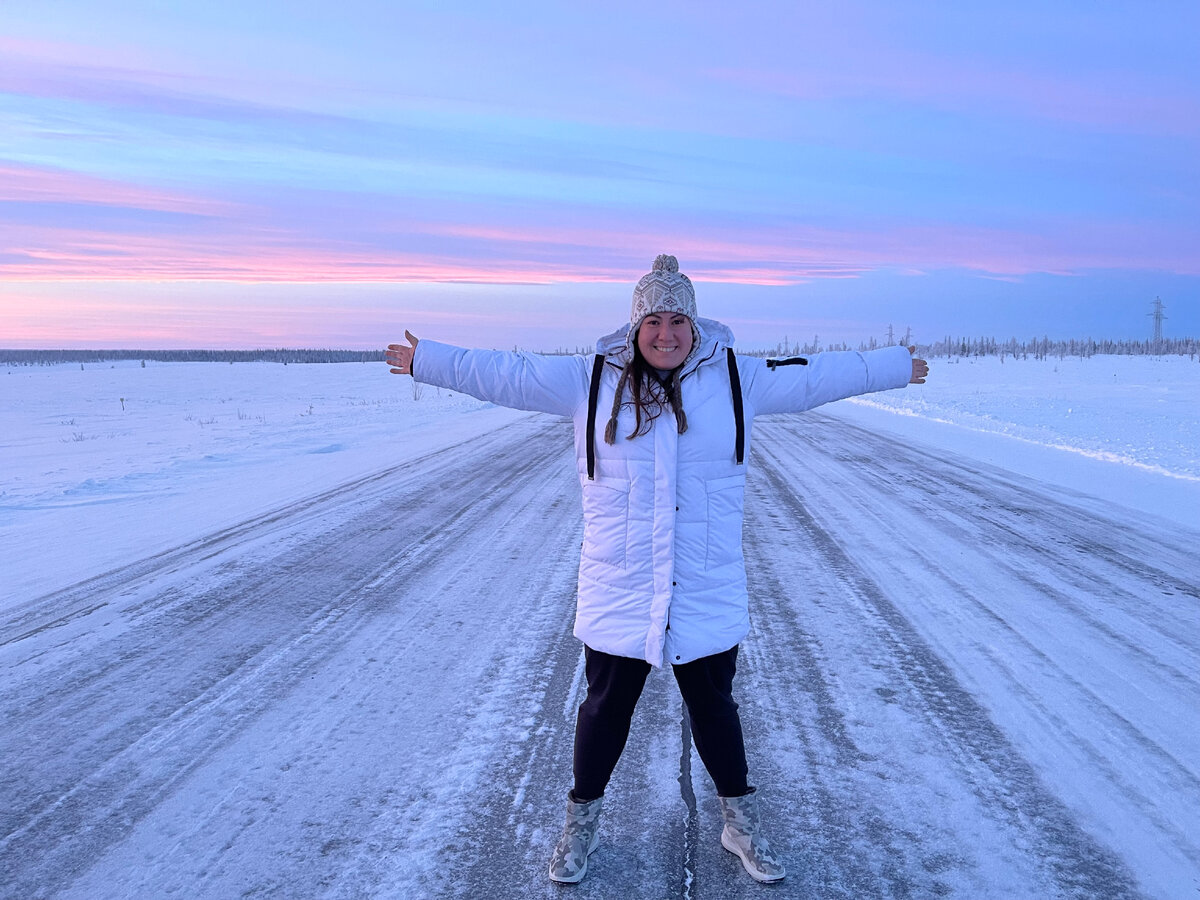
[
  {"x1": 908, "y1": 346, "x2": 929, "y2": 384},
  {"x1": 386, "y1": 331, "x2": 419, "y2": 375}
]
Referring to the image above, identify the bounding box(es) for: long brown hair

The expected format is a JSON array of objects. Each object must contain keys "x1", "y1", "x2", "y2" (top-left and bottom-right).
[{"x1": 603, "y1": 344, "x2": 688, "y2": 444}]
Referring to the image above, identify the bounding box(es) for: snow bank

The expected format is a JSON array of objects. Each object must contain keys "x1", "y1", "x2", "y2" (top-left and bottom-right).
[{"x1": 838, "y1": 354, "x2": 1200, "y2": 531}]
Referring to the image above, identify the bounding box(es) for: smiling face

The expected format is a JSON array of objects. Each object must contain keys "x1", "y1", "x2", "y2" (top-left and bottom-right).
[{"x1": 636, "y1": 312, "x2": 694, "y2": 370}]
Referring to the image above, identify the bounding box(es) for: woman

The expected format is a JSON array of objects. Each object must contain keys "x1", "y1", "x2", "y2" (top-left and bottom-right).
[{"x1": 386, "y1": 254, "x2": 928, "y2": 885}]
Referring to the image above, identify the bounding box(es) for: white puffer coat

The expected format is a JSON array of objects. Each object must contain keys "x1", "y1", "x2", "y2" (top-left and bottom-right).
[{"x1": 412, "y1": 318, "x2": 913, "y2": 667}]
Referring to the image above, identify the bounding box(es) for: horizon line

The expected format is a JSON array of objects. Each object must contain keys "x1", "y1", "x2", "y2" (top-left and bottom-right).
[{"x1": 4, "y1": 334, "x2": 1197, "y2": 357}]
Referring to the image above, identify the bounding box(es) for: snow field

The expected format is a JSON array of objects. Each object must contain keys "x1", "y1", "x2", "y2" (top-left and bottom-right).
[{"x1": 2, "y1": 353, "x2": 1198, "y2": 898}]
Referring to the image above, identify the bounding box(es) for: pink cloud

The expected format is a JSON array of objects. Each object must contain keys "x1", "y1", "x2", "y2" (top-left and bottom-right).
[
  {"x1": 6, "y1": 212, "x2": 1198, "y2": 289},
  {"x1": 412, "y1": 218, "x2": 1200, "y2": 282},
  {"x1": 1, "y1": 225, "x2": 606, "y2": 284}
]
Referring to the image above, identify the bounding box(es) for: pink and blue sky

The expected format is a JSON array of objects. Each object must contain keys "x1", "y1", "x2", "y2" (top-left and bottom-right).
[{"x1": 2, "y1": 1, "x2": 1197, "y2": 349}]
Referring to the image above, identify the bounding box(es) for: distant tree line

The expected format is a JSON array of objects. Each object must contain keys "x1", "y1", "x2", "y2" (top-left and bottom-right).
[
  {"x1": 4, "y1": 335, "x2": 1198, "y2": 367},
  {"x1": 911, "y1": 335, "x2": 1199, "y2": 360},
  {"x1": 747, "y1": 334, "x2": 1200, "y2": 361},
  {"x1": 0, "y1": 348, "x2": 385, "y2": 366}
]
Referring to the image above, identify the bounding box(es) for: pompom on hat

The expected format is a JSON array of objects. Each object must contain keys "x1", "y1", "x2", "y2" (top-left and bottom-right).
[{"x1": 628, "y1": 254, "x2": 700, "y2": 356}]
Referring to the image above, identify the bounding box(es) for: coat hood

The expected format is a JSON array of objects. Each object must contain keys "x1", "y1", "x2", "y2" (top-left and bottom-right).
[{"x1": 596, "y1": 316, "x2": 735, "y2": 374}]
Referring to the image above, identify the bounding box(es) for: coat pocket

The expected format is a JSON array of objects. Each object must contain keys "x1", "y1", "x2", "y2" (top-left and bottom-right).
[
  {"x1": 705, "y1": 473, "x2": 746, "y2": 570},
  {"x1": 580, "y1": 476, "x2": 631, "y2": 569}
]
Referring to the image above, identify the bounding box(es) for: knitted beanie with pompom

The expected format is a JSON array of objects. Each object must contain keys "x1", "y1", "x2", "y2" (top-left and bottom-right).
[{"x1": 627, "y1": 255, "x2": 700, "y2": 359}]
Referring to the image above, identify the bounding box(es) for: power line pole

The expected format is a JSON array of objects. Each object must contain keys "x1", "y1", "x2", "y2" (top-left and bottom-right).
[{"x1": 1149, "y1": 297, "x2": 1166, "y2": 349}]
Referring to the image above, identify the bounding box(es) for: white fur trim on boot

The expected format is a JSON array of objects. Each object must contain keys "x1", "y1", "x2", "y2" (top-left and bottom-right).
[
  {"x1": 548, "y1": 792, "x2": 603, "y2": 884},
  {"x1": 718, "y1": 788, "x2": 786, "y2": 883}
]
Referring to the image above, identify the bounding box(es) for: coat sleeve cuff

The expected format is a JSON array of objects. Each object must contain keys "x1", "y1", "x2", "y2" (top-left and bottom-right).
[{"x1": 866, "y1": 345, "x2": 914, "y2": 393}]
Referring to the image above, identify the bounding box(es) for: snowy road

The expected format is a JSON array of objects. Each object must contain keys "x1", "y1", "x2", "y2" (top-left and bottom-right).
[{"x1": 2, "y1": 411, "x2": 1197, "y2": 899}]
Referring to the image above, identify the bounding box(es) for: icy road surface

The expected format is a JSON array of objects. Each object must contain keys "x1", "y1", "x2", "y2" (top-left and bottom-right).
[{"x1": 2, "y1": 412, "x2": 1197, "y2": 899}]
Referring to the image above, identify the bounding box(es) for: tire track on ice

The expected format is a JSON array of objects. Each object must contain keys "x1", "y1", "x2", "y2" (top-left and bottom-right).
[
  {"x1": 756, "y1": 414, "x2": 1200, "y2": 893},
  {"x1": 776, "y1": 414, "x2": 1200, "y2": 668},
  {"x1": 2, "y1": 422, "x2": 554, "y2": 651},
  {"x1": 0, "y1": 416, "x2": 571, "y2": 899},
  {"x1": 735, "y1": 418, "x2": 1149, "y2": 899}
]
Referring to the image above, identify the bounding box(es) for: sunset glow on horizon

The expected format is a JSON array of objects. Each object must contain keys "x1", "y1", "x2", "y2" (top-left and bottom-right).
[{"x1": 2, "y1": 2, "x2": 1197, "y2": 349}]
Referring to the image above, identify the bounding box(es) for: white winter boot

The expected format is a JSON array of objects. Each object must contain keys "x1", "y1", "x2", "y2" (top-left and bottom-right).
[
  {"x1": 718, "y1": 788, "x2": 786, "y2": 883},
  {"x1": 548, "y1": 792, "x2": 603, "y2": 884}
]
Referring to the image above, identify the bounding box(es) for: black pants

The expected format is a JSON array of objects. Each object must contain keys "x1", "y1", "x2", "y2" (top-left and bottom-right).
[{"x1": 572, "y1": 645, "x2": 750, "y2": 801}]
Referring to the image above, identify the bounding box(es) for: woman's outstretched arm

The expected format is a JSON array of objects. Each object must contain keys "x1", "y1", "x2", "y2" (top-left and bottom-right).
[
  {"x1": 744, "y1": 344, "x2": 924, "y2": 416},
  {"x1": 384, "y1": 330, "x2": 589, "y2": 418}
]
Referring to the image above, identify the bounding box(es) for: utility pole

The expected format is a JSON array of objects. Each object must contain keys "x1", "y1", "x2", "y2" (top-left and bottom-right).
[
  {"x1": 886, "y1": 324, "x2": 895, "y2": 345},
  {"x1": 1149, "y1": 297, "x2": 1166, "y2": 350}
]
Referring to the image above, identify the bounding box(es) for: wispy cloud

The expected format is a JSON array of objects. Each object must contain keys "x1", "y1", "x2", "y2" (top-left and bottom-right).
[{"x1": 0, "y1": 163, "x2": 230, "y2": 213}]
